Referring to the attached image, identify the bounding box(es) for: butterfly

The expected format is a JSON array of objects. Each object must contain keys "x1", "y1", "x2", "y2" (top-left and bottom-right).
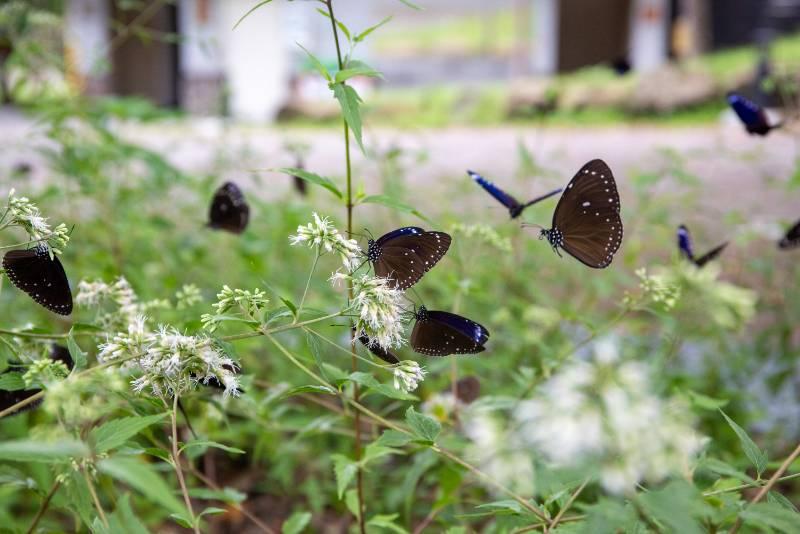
[
  {"x1": 208, "y1": 182, "x2": 249, "y2": 234},
  {"x1": 3, "y1": 246, "x2": 73, "y2": 315},
  {"x1": 778, "y1": 219, "x2": 800, "y2": 250},
  {"x1": 727, "y1": 92, "x2": 781, "y2": 136},
  {"x1": 677, "y1": 225, "x2": 728, "y2": 267},
  {"x1": 454, "y1": 375, "x2": 480, "y2": 404},
  {"x1": 292, "y1": 160, "x2": 308, "y2": 197},
  {"x1": 1, "y1": 344, "x2": 73, "y2": 417},
  {"x1": 468, "y1": 170, "x2": 562, "y2": 219},
  {"x1": 410, "y1": 306, "x2": 489, "y2": 356},
  {"x1": 356, "y1": 329, "x2": 400, "y2": 364},
  {"x1": 367, "y1": 227, "x2": 452, "y2": 290},
  {"x1": 533, "y1": 159, "x2": 623, "y2": 269}
]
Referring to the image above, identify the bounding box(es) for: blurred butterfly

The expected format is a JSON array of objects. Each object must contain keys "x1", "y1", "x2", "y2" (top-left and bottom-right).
[
  {"x1": 292, "y1": 160, "x2": 308, "y2": 197},
  {"x1": 727, "y1": 92, "x2": 781, "y2": 136},
  {"x1": 531, "y1": 159, "x2": 623, "y2": 269},
  {"x1": 3, "y1": 246, "x2": 73, "y2": 315},
  {"x1": 0, "y1": 344, "x2": 73, "y2": 417},
  {"x1": 468, "y1": 170, "x2": 562, "y2": 219},
  {"x1": 208, "y1": 182, "x2": 249, "y2": 234},
  {"x1": 367, "y1": 227, "x2": 451, "y2": 290},
  {"x1": 677, "y1": 225, "x2": 727, "y2": 267},
  {"x1": 778, "y1": 219, "x2": 800, "y2": 250},
  {"x1": 410, "y1": 306, "x2": 489, "y2": 356},
  {"x1": 356, "y1": 329, "x2": 400, "y2": 364},
  {"x1": 454, "y1": 375, "x2": 480, "y2": 404}
]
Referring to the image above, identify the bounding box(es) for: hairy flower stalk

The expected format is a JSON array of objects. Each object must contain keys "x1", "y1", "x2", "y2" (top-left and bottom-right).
[
  {"x1": 393, "y1": 360, "x2": 426, "y2": 393},
  {"x1": 4, "y1": 189, "x2": 70, "y2": 253},
  {"x1": 290, "y1": 212, "x2": 361, "y2": 272},
  {"x1": 515, "y1": 338, "x2": 705, "y2": 494}
]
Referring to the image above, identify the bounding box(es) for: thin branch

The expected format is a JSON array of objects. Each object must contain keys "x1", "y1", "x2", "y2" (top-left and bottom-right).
[
  {"x1": 171, "y1": 395, "x2": 200, "y2": 534},
  {"x1": 83, "y1": 468, "x2": 108, "y2": 528},
  {"x1": 547, "y1": 478, "x2": 589, "y2": 532},
  {"x1": 26, "y1": 480, "x2": 61, "y2": 534}
]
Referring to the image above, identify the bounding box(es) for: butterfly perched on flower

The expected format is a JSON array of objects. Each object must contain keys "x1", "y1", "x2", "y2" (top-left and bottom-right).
[
  {"x1": 410, "y1": 306, "x2": 489, "y2": 356},
  {"x1": 0, "y1": 345, "x2": 73, "y2": 417},
  {"x1": 727, "y1": 92, "x2": 781, "y2": 136},
  {"x1": 468, "y1": 170, "x2": 562, "y2": 219},
  {"x1": 778, "y1": 219, "x2": 800, "y2": 250},
  {"x1": 356, "y1": 329, "x2": 400, "y2": 364},
  {"x1": 3, "y1": 245, "x2": 72, "y2": 315},
  {"x1": 208, "y1": 182, "x2": 249, "y2": 234},
  {"x1": 367, "y1": 227, "x2": 451, "y2": 290},
  {"x1": 529, "y1": 159, "x2": 623, "y2": 269},
  {"x1": 677, "y1": 225, "x2": 727, "y2": 267}
]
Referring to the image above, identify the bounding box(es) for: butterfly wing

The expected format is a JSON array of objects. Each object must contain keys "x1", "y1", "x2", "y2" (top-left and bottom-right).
[
  {"x1": 727, "y1": 93, "x2": 773, "y2": 135},
  {"x1": 3, "y1": 248, "x2": 73, "y2": 315},
  {"x1": 372, "y1": 228, "x2": 452, "y2": 290},
  {"x1": 522, "y1": 188, "x2": 563, "y2": 209},
  {"x1": 468, "y1": 170, "x2": 523, "y2": 215},
  {"x1": 677, "y1": 225, "x2": 695, "y2": 260},
  {"x1": 552, "y1": 159, "x2": 623, "y2": 268},
  {"x1": 779, "y1": 219, "x2": 800, "y2": 250},
  {"x1": 208, "y1": 182, "x2": 249, "y2": 233},
  {"x1": 357, "y1": 330, "x2": 400, "y2": 364},
  {"x1": 694, "y1": 242, "x2": 728, "y2": 267},
  {"x1": 410, "y1": 310, "x2": 489, "y2": 356}
]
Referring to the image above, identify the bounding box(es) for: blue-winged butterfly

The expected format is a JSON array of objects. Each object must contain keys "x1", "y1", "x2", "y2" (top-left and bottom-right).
[
  {"x1": 367, "y1": 227, "x2": 451, "y2": 290},
  {"x1": 3, "y1": 245, "x2": 72, "y2": 315},
  {"x1": 677, "y1": 225, "x2": 727, "y2": 267},
  {"x1": 727, "y1": 92, "x2": 781, "y2": 136},
  {"x1": 410, "y1": 306, "x2": 489, "y2": 356},
  {"x1": 467, "y1": 170, "x2": 562, "y2": 219}
]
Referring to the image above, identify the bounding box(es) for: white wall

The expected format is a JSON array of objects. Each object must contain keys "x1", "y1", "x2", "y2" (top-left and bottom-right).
[
  {"x1": 629, "y1": 0, "x2": 671, "y2": 72},
  {"x1": 64, "y1": 0, "x2": 111, "y2": 90},
  {"x1": 530, "y1": 0, "x2": 559, "y2": 75},
  {"x1": 178, "y1": 0, "x2": 223, "y2": 77}
]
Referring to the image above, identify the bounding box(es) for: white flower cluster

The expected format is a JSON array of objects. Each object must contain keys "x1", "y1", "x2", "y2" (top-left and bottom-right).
[
  {"x1": 632, "y1": 267, "x2": 681, "y2": 310},
  {"x1": 290, "y1": 212, "x2": 362, "y2": 272},
  {"x1": 350, "y1": 274, "x2": 406, "y2": 350},
  {"x1": 100, "y1": 322, "x2": 241, "y2": 399},
  {"x1": 76, "y1": 276, "x2": 143, "y2": 328},
  {"x1": 5, "y1": 189, "x2": 69, "y2": 253},
  {"x1": 393, "y1": 360, "x2": 426, "y2": 393},
  {"x1": 175, "y1": 284, "x2": 202, "y2": 309},
  {"x1": 514, "y1": 338, "x2": 705, "y2": 494},
  {"x1": 201, "y1": 285, "x2": 269, "y2": 332}
]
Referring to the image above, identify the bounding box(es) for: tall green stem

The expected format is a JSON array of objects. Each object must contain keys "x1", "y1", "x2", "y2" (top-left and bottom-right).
[{"x1": 171, "y1": 394, "x2": 200, "y2": 534}]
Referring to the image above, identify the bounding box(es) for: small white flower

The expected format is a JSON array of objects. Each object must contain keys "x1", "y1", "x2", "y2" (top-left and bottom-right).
[
  {"x1": 351, "y1": 275, "x2": 406, "y2": 350},
  {"x1": 393, "y1": 360, "x2": 426, "y2": 393},
  {"x1": 290, "y1": 213, "x2": 362, "y2": 272},
  {"x1": 5, "y1": 191, "x2": 70, "y2": 252}
]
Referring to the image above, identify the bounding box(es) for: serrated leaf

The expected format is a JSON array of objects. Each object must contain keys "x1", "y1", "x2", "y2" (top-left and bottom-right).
[
  {"x1": 283, "y1": 510, "x2": 312, "y2": 534},
  {"x1": 98, "y1": 457, "x2": 186, "y2": 516},
  {"x1": 332, "y1": 453, "x2": 358, "y2": 499},
  {"x1": 355, "y1": 17, "x2": 392, "y2": 42},
  {"x1": 345, "y1": 488, "x2": 360, "y2": 519},
  {"x1": 67, "y1": 330, "x2": 87, "y2": 371},
  {"x1": 90, "y1": 413, "x2": 167, "y2": 453},
  {"x1": 637, "y1": 480, "x2": 705, "y2": 534},
  {"x1": 0, "y1": 372, "x2": 25, "y2": 391},
  {"x1": 767, "y1": 490, "x2": 799, "y2": 513},
  {"x1": 0, "y1": 439, "x2": 88, "y2": 462},
  {"x1": 232, "y1": 0, "x2": 273, "y2": 30},
  {"x1": 361, "y1": 443, "x2": 402, "y2": 465},
  {"x1": 278, "y1": 167, "x2": 341, "y2": 199},
  {"x1": 721, "y1": 410, "x2": 768, "y2": 476},
  {"x1": 349, "y1": 372, "x2": 416, "y2": 401},
  {"x1": 741, "y1": 501, "x2": 800, "y2": 532},
  {"x1": 405, "y1": 406, "x2": 440, "y2": 443},
  {"x1": 280, "y1": 297, "x2": 298, "y2": 319},
  {"x1": 296, "y1": 43, "x2": 331, "y2": 82},
  {"x1": 180, "y1": 440, "x2": 245, "y2": 456},
  {"x1": 375, "y1": 429, "x2": 413, "y2": 448},
  {"x1": 359, "y1": 195, "x2": 428, "y2": 221},
  {"x1": 332, "y1": 83, "x2": 364, "y2": 154}
]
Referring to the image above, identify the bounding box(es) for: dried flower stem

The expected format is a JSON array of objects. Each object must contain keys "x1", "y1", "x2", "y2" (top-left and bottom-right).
[
  {"x1": 171, "y1": 394, "x2": 200, "y2": 534},
  {"x1": 83, "y1": 467, "x2": 108, "y2": 528},
  {"x1": 26, "y1": 480, "x2": 61, "y2": 534}
]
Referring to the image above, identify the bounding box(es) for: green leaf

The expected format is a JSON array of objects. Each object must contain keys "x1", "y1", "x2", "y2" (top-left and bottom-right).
[
  {"x1": 698, "y1": 457, "x2": 755, "y2": 484},
  {"x1": 361, "y1": 443, "x2": 402, "y2": 465},
  {"x1": 359, "y1": 194, "x2": 428, "y2": 221},
  {"x1": 720, "y1": 410, "x2": 768, "y2": 476},
  {"x1": 296, "y1": 43, "x2": 332, "y2": 82},
  {"x1": 349, "y1": 372, "x2": 416, "y2": 401},
  {"x1": 180, "y1": 440, "x2": 246, "y2": 456},
  {"x1": 767, "y1": 490, "x2": 799, "y2": 513},
  {"x1": 331, "y1": 453, "x2": 358, "y2": 499},
  {"x1": 375, "y1": 429, "x2": 413, "y2": 448},
  {"x1": 335, "y1": 65, "x2": 383, "y2": 83},
  {"x1": 474, "y1": 499, "x2": 527, "y2": 516},
  {"x1": 91, "y1": 413, "x2": 167, "y2": 453},
  {"x1": 98, "y1": 494, "x2": 149, "y2": 534},
  {"x1": 405, "y1": 406, "x2": 441, "y2": 444},
  {"x1": 686, "y1": 390, "x2": 728, "y2": 410},
  {"x1": 98, "y1": 457, "x2": 186, "y2": 516},
  {"x1": 0, "y1": 372, "x2": 25, "y2": 391},
  {"x1": 354, "y1": 17, "x2": 392, "y2": 42},
  {"x1": 188, "y1": 487, "x2": 246, "y2": 504},
  {"x1": 67, "y1": 330, "x2": 88, "y2": 371},
  {"x1": 345, "y1": 488, "x2": 360, "y2": 520},
  {"x1": 332, "y1": 83, "x2": 365, "y2": 154},
  {"x1": 366, "y1": 514, "x2": 408, "y2": 533},
  {"x1": 280, "y1": 297, "x2": 298, "y2": 320},
  {"x1": 232, "y1": 0, "x2": 273, "y2": 30},
  {"x1": 741, "y1": 501, "x2": 800, "y2": 533},
  {"x1": 315, "y1": 8, "x2": 352, "y2": 42},
  {"x1": 198, "y1": 506, "x2": 227, "y2": 518},
  {"x1": 280, "y1": 384, "x2": 337, "y2": 399},
  {"x1": 637, "y1": 480, "x2": 706, "y2": 534},
  {"x1": 395, "y1": 0, "x2": 422, "y2": 10},
  {"x1": 282, "y1": 510, "x2": 312, "y2": 534},
  {"x1": 278, "y1": 167, "x2": 342, "y2": 199},
  {"x1": 0, "y1": 439, "x2": 88, "y2": 463}
]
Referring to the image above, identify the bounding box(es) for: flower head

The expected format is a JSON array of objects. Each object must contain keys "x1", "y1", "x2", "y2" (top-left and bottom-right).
[
  {"x1": 290, "y1": 213, "x2": 362, "y2": 272},
  {"x1": 350, "y1": 274, "x2": 406, "y2": 350},
  {"x1": 393, "y1": 360, "x2": 426, "y2": 393},
  {"x1": 6, "y1": 189, "x2": 70, "y2": 253}
]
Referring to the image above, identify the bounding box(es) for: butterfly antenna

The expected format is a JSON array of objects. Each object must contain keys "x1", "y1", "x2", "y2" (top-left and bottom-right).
[
  {"x1": 177, "y1": 399, "x2": 199, "y2": 440},
  {"x1": 520, "y1": 222, "x2": 544, "y2": 231}
]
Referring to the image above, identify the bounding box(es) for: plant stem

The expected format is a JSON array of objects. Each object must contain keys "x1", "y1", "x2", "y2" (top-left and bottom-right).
[
  {"x1": 295, "y1": 252, "x2": 320, "y2": 322},
  {"x1": 83, "y1": 468, "x2": 108, "y2": 528},
  {"x1": 0, "y1": 329, "x2": 72, "y2": 340},
  {"x1": 26, "y1": 479, "x2": 61, "y2": 534},
  {"x1": 325, "y1": 0, "x2": 365, "y2": 531},
  {"x1": 220, "y1": 311, "x2": 344, "y2": 342},
  {"x1": 702, "y1": 472, "x2": 800, "y2": 497},
  {"x1": 547, "y1": 478, "x2": 589, "y2": 532},
  {"x1": 729, "y1": 440, "x2": 800, "y2": 534},
  {"x1": 171, "y1": 395, "x2": 200, "y2": 534}
]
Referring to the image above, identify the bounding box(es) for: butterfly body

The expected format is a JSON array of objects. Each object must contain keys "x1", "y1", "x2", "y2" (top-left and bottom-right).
[
  {"x1": 410, "y1": 306, "x2": 489, "y2": 356},
  {"x1": 536, "y1": 159, "x2": 623, "y2": 269},
  {"x1": 468, "y1": 170, "x2": 561, "y2": 219},
  {"x1": 208, "y1": 182, "x2": 249, "y2": 234},
  {"x1": 727, "y1": 93, "x2": 780, "y2": 136},
  {"x1": 3, "y1": 246, "x2": 72, "y2": 315},
  {"x1": 356, "y1": 330, "x2": 400, "y2": 365},
  {"x1": 779, "y1": 219, "x2": 800, "y2": 250},
  {"x1": 367, "y1": 227, "x2": 451, "y2": 290},
  {"x1": 677, "y1": 225, "x2": 727, "y2": 267}
]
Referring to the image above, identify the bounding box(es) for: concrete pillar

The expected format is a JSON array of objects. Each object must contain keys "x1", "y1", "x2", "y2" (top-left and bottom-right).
[
  {"x1": 629, "y1": 0, "x2": 671, "y2": 72},
  {"x1": 531, "y1": 0, "x2": 559, "y2": 75},
  {"x1": 63, "y1": 0, "x2": 111, "y2": 95}
]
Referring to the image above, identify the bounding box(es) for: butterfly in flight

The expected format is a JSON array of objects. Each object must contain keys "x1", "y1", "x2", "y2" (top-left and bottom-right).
[
  {"x1": 367, "y1": 227, "x2": 451, "y2": 290},
  {"x1": 3, "y1": 246, "x2": 73, "y2": 315},
  {"x1": 727, "y1": 93, "x2": 781, "y2": 136},
  {"x1": 410, "y1": 306, "x2": 489, "y2": 356},
  {"x1": 454, "y1": 375, "x2": 481, "y2": 404},
  {"x1": 467, "y1": 170, "x2": 562, "y2": 219},
  {"x1": 778, "y1": 219, "x2": 800, "y2": 250},
  {"x1": 208, "y1": 182, "x2": 249, "y2": 234},
  {"x1": 356, "y1": 329, "x2": 400, "y2": 364},
  {"x1": 1, "y1": 345, "x2": 73, "y2": 417},
  {"x1": 677, "y1": 225, "x2": 728, "y2": 267},
  {"x1": 530, "y1": 159, "x2": 623, "y2": 269},
  {"x1": 291, "y1": 160, "x2": 308, "y2": 197}
]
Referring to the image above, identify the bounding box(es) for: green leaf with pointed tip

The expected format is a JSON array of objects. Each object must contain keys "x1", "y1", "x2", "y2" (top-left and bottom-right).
[
  {"x1": 332, "y1": 453, "x2": 358, "y2": 499},
  {"x1": 281, "y1": 297, "x2": 298, "y2": 320},
  {"x1": 355, "y1": 17, "x2": 393, "y2": 42},
  {"x1": 359, "y1": 194, "x2": 428, "y2": 222},
  {"x1": 296, "y1": 43, "x2": 332, "y2": 82},
  {"x1": 283, "y1": 511, "x2": 312, "y2": 534},
  {"x1": 0, "y1": 439, "x2": 88, "y2": 462},
  {"x1": 67, "y1": 330, "x2": 87, "y2": 371},
  {"x1": 232, "y1": 0, "x2": 273, "y2": 30},
  {"x1": 332, "y1": 83, "x2": 365, "y2": 154},
  {"x1": 366, "y1": 514, "x2": 408, "y2": 533},
  {"x1": 375, "y1": 429, "x2": 413, "y2": 448},
  {"x1": 0, "y1": 372, "x2": 25, "y2": 391},
  {"x1": 280, "y1": 384, "x2": 337, "y2": 399},
  {"x1": 98, "y1": 457, "x2": 186, "y2": 516},
  {"x1": 405, "y1": 406, "x2": 440, "y2": 443},
  {"x1": 278, "y1": 167, "x2": 342, "y2": 199},
  {"x1": 720, "y1": 410, "x2": 768, "y2": 476},
  {"x1": 741, "y1": 501, "x2": 800, "y2": 532},
  {"x1": 91, "y1": 413, "x2": 167, "y2": 453},
  {"x1": 180, "y1": 440, "x2": 245, "y2": 456},
  {"x1": 335, "y1": 65, "x2": 383, "y2": 83}
]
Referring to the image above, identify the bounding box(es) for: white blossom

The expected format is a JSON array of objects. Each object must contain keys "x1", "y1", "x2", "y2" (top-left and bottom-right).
[
  {"x1": 290, "y1": 212, "x2": 362, "y2": 272},
  {"x1": 351, "y1": 274, "x2": 406, "y2": 350},
  {"x1": 393, "y1": 360, "x2": 426, "y2": 393},
  {"x1": 5, "y1": 189, "x2": 70, "y2": 253}
]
